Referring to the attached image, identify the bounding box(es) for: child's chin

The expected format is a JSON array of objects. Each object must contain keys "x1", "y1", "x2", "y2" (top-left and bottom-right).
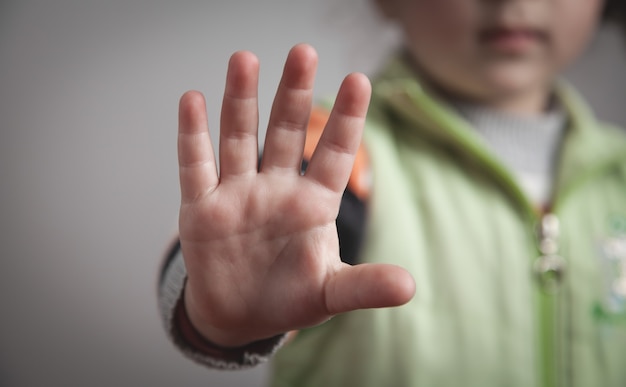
[{"x1": 481, "y1": 65, "x2": 550, "y2": 97}]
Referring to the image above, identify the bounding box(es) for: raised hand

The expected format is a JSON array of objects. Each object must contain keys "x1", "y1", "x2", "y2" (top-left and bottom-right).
[{"x1": 177, "y1": 44, "x2": 415, "y2": 348}]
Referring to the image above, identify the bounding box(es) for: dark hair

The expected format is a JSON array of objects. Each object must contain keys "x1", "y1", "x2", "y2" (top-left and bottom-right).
[{"x1": 603, "y1": 0, "x2": 626, "y2": 34}]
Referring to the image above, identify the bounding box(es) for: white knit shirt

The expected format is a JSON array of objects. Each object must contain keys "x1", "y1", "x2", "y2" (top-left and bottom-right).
[{"x1": 453, "y1": 102, "x2": 567, "y2": 206}]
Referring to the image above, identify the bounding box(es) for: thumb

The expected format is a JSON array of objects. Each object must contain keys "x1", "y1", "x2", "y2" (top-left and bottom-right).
[{"x1": 324, "y1": 263, "x2": 415, "y2": 315}]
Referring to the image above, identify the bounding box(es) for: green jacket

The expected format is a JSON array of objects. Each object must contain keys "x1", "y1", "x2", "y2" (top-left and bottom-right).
[{"x1": 270, "y1": 57, "x2": 626, "y2": 387}]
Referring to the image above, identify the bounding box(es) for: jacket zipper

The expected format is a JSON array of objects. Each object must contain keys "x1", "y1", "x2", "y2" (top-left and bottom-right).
[{"x1": 535, "y1": 213, "x2": 566, "y2": 387}]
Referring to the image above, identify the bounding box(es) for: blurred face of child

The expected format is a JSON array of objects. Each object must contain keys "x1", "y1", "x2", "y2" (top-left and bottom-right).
[{"x1": 377, "y1": 0, "x2": 604, "y2": 114}]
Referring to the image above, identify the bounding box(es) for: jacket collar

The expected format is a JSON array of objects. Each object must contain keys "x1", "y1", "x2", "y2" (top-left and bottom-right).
[{"x1": 368, "y1": 53, "x2": 626, "y2": 211}]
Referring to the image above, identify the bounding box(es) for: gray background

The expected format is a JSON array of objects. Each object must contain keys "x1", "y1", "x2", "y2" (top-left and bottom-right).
[{"x1": 1, "y1": 1, "x2": 625, "y2": 386}]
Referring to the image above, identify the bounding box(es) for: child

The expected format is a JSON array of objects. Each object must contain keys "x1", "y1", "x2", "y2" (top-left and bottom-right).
[{"x1": 159, "y1": 1, "x2": 626, "y2": 386}]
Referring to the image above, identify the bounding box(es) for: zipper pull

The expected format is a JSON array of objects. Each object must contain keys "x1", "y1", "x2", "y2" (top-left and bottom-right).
[{"x1": 534, "y1": 213, "x2": 566, "y2": 293}]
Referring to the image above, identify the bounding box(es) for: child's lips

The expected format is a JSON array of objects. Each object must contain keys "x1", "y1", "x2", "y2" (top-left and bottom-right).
[{"x1": 479, "y1": 27, "x2": 547, "y2": 54}]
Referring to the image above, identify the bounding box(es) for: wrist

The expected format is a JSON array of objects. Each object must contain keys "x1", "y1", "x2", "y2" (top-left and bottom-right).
[
  {"x1": 182, "y1": 285, "x2": 258, "y2": 347},
  {"x1": 175, "y1": 292, "x2": 286, "y2": 363},
  {"x1": 159, "y1": 248, "x2": 285, "y2": 368}
]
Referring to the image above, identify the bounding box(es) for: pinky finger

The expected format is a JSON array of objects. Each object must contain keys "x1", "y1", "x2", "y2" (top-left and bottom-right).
[{"x1": 178, "y1": 91, "x2": 219, "y2": 203}]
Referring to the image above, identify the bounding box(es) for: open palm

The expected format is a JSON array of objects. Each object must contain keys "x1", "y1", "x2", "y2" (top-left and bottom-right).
[{"x1": 178, "y1": 44, "x2": 415, "y2": 347}]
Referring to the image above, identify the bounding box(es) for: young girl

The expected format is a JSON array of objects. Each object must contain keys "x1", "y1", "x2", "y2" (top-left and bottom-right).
[{"x1": 160, "y1": 1, "x2": 626, "y2": 386}]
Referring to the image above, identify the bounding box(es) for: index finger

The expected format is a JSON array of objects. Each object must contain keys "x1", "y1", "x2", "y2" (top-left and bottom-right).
[{"x1": 304, "y1": 73, "x2": 371, "y2": 193}]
